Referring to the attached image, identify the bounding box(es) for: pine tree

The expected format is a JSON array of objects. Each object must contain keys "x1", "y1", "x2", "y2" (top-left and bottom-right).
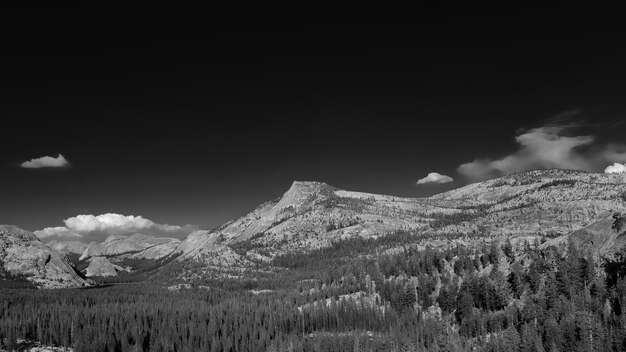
[{"x1": 456, "y1": 292, "x2": 474, "y2": 324}]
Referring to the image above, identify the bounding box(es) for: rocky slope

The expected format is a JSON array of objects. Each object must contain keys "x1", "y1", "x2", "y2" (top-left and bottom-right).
[
  {"x1": 172, "y1": 169, "x2": 626, "y2": 270},
  {"x1": 543, "y1": 212, "x2": 626, "y2": 257},
  {"x1": 0, "y1": 225, "x2": 91, "y2": 288},
  {"x1": 80, "y1": 233, "x2": 180, "y2": 260},
  {"x1": 84, "y1": 256, "x2": 129, "y2": 277},
  {"x1": 428, "y1": 169, "x2": 626, "y2": 237},
  {"x1": 172, "y1": 180, "x2": 452, "y2": 267}
]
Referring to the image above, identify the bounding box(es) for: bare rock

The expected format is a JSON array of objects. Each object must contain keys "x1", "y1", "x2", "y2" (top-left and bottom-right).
[
  {"x1": 0, "y1": 225, "x2": 91, "y2": 288},
  {"x1": 543, "y1": 213, "x2": 626, "y2": 257},
  {"x1": 84, "y1": 256, "x2": 127, "y2": 277},
  {"x1": 80, "y1": 233, "x2": 180, "y2": 260}
]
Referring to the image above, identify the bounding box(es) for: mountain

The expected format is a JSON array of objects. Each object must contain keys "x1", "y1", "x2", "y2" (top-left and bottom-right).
[
  {"x1": 0, "y1": 225, "x2": 91, "y2": 288},
  {"x1": 46, "y1": 240, "x2": 88, "y2": 255},
  {"x1": 79, "y1": 233, "x2": 180, "y2": 260},
  {"x1": 172, "y1": 170, "x2": 626, "y2": 270},
  {"x1": 172, "y1": 180, "x2": 445, "y2": 267},
  {"x1": 84, "y1": 256, "x2": 130, "y2": 277},
  {"x1": 10, "y1": 169, "x2": 625, "y2": 283}
]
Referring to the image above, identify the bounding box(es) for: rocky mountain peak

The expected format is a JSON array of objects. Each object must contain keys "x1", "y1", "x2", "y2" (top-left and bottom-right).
[
  {"x1": 284, "y1": 180, "x2": 335, "y2": 199},
  {"x1": 288, "y1": 180, "x2": 334, "y2": 191},
  {"x1": 272, "y1": 181, "x2": 336, "y2": 211}
]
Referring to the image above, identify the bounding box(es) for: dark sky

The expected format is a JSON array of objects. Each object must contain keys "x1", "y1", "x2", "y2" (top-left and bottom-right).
[{"x1": 2, "y1": 4, "x2": 626, "y2": 235}]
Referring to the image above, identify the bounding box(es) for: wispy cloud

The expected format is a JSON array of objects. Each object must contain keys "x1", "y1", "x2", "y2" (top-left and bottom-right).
[
  {"x1": 21, "y1": 154, "x2": 69, "y2": 168},
  {"x1": 34, "y1": 213, "x2": 195, "y2": 242},
  {"x1": 416, "y1": 172, "x2": 454, "y2": 185},
  {"x1": 457, "y1": 119, "x2": 626, "y2": 181}
]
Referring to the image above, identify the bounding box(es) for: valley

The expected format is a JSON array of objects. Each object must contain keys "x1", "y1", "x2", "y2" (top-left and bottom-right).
[{"x1": 2, "y1": 169, "x2": 626, "y2": 351}]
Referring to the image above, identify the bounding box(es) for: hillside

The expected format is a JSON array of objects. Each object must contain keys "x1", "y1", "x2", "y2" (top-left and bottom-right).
[
  {"x1": 172, "y1": 180, "x2": 452, "y2": 269},
  {"x1": 0, "y1": 225, "x2": 91, "y2": 288},
  {"x1": 543, "y1": 212, "x2": 626, "y2": 257},
  {"x1": 80, "y1": 233, "x2": 180, "y2": 260},
  {"x1": 171, "y1": 169, "x2": 626, "y2": 273},
  {"x1": 429, "y1": 169, "x2": 626, "y2": 237}
]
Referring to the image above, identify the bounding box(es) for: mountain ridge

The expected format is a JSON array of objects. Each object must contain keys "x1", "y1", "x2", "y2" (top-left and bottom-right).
[
  {"x1": 169, "y1": 170, "x2": 626, "y2": 272},
  {"x1": 79, "y1": 233, "x2": 180, "y2": 260},
  {"x1": 12, "y1": 169, "x2": 626, "y2": 281}
]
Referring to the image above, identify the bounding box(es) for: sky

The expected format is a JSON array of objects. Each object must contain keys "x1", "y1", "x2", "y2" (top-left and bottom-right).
[{"x1": 2, "y1": 4, "x2": 626, "y2": 242}]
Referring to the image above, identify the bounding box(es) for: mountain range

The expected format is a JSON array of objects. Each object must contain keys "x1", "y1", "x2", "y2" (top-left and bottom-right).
[
  {"x1": 171, "y1": 169, "x2": 626, "y2": 271},
  {"x1": 3, "y1": 168, "x2": 626, "y2": 288}
]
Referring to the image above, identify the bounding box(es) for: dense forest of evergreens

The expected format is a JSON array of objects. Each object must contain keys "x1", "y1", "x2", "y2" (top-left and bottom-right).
[{"x1": 1, "y1": 233, "x2": 626, "y2": 352}]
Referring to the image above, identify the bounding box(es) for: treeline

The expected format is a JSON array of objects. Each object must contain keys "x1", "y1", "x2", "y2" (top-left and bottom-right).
[
  {"x1": 270, "y1": 230, "x2": 475, "y2": 271},
  {"x1": 315, "y1": 240, "x2": 626, "y2": 351}
]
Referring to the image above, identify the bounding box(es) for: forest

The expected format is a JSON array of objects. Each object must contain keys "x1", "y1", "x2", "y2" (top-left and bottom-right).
[{"x1": 1, "y1": 232, "x2": 626, "y2": 352}]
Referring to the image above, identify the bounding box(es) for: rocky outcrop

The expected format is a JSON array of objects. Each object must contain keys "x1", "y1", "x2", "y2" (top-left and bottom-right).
[
  {"x1": 84, "y1": 256, "x2": 127, "y2": 277},
  {"x1": 543, "y1": 212, "x2": 626, "y2": 257},
  {"x1": 129, "y1": 241, "x2": 181, "y2": 260},
  {"x1": 80, "y1": 233, "x2": 180, "y2": 260},
  {"x1": 0, "y1": 225, "x2": 91, "y2": 288}
]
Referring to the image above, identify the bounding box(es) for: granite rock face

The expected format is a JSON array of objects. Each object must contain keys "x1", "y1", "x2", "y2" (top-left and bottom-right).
[
  {"x1": 84, "y1": 256, "x2": 127, "y2": 277},
  {"x1": 80, "y1": 233, "x2": 180, "y2": 260},
  {"x1": 543, "y1": 212, "x2": 626, "y2": 257},
  {"x1": 0, "y1": 225, "x2": 91, "y2": 288}
]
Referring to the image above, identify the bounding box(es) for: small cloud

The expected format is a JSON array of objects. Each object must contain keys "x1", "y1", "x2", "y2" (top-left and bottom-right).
[
  {"x1": 34, "y1": 226, "x2": 83, "y2": 240},
  {"x1": 416, "y1": 172, "x2": 454, "y2": 185},
  {"x1": 21, "y1": 154, "x2": 69, "y2": 168},
  {"x1": 605, "y1": 163, "x2": 626, "y2": 174}
]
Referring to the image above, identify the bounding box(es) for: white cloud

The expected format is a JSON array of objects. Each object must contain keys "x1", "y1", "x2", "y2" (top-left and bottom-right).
[
  {"x1": 64, "y1": 213, "x2": 184, "y2": 234},
  {"x1": 605, "y1": 163, "x2": 626, "y2": 174},
  {"x1": 458, "y1": 123, "x2": 626, "y2": 181},
  {"x1": 34, "y1": 226, "x2": 83, "y2": 240},
  {"x1": 416, "y1": 172, "x2": 454, "y2": 184},
  {"x1": 35, "y1": 213, "x2": 194, "y2": 242},
  {"x1": 21, "y1": 154, "x2": 69, "y2": 168}
]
